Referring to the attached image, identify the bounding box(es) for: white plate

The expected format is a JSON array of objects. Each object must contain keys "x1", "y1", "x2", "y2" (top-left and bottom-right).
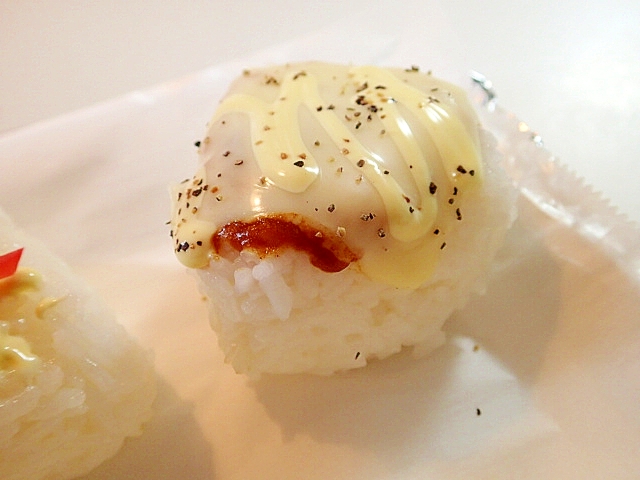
[{"x1": 1, "y1": 42, "x2": 639, "y2": 480}]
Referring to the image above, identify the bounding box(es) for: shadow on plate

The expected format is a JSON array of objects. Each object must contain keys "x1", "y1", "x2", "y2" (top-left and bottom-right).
[
  {"x1": 79, "y1": 376, "x2": 215, "y2": 480},
  {"x1": 445, "y1": 218, "x2": 563, "y2": 384}
]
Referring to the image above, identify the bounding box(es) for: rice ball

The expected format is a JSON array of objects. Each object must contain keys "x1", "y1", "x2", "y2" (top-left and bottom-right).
[
  {"x1": 0, "y1": 209, "x2": 156, "y2": 479},
  {"x1": 170, "y1": 62, "x2": 515, "y2": 376}
]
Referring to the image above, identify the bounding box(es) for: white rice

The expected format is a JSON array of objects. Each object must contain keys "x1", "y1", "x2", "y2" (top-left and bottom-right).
[
  {"x1": 0, "y1": 209, "x2": 156, "y2": 480},
  {"x1": 196, "y1": 130, "x2": 516, "y2": 376}
]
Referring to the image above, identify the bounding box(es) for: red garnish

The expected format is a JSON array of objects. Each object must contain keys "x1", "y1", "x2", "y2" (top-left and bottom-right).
[{"x1": 0, "y1": 248, "x2": 24, "y2": 279}]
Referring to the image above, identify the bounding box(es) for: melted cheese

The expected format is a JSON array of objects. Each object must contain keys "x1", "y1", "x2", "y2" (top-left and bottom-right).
[
  {"x1": 0, "y1": 268, "x2": 43, "y2": 384},
  {"x1": 171, "y1": 62, "x2": 483, "y2": 288},
  {"x1": 0, "y1": 331, "x2": 41, "y2": 380}
]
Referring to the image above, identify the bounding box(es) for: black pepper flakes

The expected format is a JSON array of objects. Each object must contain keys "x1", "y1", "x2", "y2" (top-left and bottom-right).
[
  {"x1": 457, "y1": 165, "x2": 467, "y2": 174},
  {"x1": 194, "y1": 140, "x2": 201, "y2": 147},
  {"x1": 293, "y1": 160, "x2": 305, "y2": 167},
  {"x1": 433, "y1": 228, "x2": 440, "y2": 235},
  {"x1": 357, "y1": 159, "x2": 365, "y2": 167},
  {"x1": 223, "y1": 151, "x2": 231, "y2": 157},
  {"x1": 192, "y1": 188, "x2": 202, "y2": 197},
  {"x1": 327, "y1": 204, "x2": 335, "y2": 212},
  {"x1": 234, "y1": 160, "x2": 244, "y2": 166},
  {"x1": 377, "y1": 228, "x2": 386, "y2": 238},
  {"x1": 476, "y1": 408, "x2": 482, "y2": 416},
  {"x1": 440, "y1": 242, "x2": 447, "y2": 249},
  {"x1": 429, "y1": 182, "x2": 437, "y2": 194},
  {"x1": 355, "y1": 351, "x2": 361, "y2": 360},
  {"x1": 456, "y1": 208, "x2": 462, "y2": 220}
]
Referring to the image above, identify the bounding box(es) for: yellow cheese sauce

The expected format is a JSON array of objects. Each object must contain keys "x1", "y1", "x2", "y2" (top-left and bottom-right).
[
  {"x1": 171, "y1": 62, "x2": 483, "y2": 288},
  {"x1": 0, "y1": 269, "x2": 46, "y2": 394}
]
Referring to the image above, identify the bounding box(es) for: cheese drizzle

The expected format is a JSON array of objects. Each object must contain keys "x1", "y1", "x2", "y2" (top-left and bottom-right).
[
  {"x1": 210, "y1": 66, "x2": 482, "y2": 243},
  {"x1": 171, "y1": 63, "x2": 484, "y2": 288}
]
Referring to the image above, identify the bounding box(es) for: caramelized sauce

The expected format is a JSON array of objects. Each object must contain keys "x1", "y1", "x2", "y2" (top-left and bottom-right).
[{"x1": 212, "y1": 215, "x2": 359, "y2": 273}]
